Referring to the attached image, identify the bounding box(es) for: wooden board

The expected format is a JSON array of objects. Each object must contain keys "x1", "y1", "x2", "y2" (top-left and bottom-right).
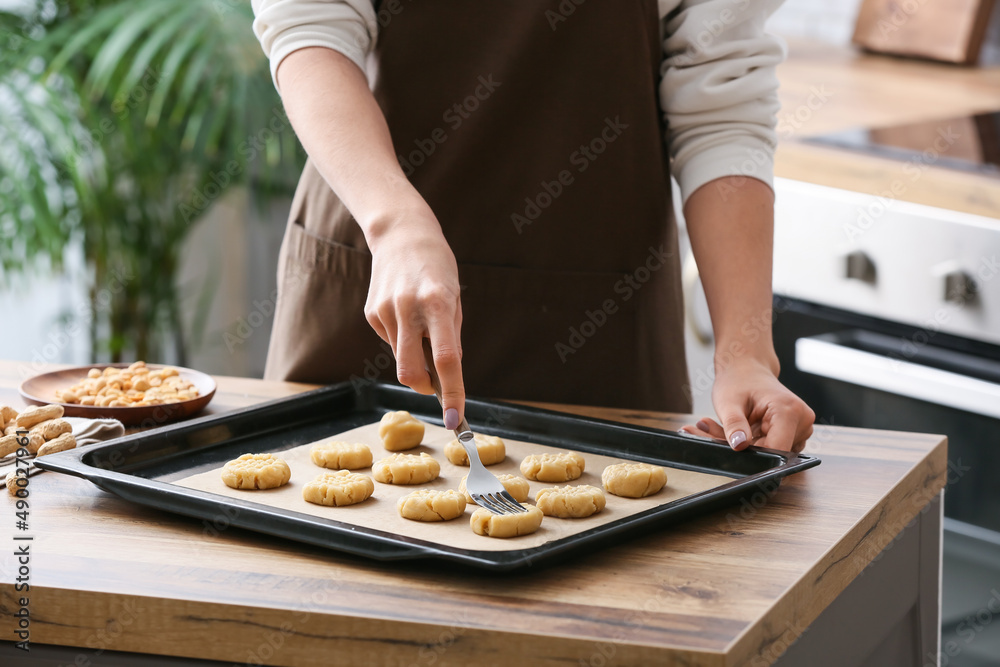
[
  {"x1": 0, "y1": 361, "x2": 947, "y2": 666},
  {"x1": 852, "y1": 0, "x2": 996, "y2": 65}
]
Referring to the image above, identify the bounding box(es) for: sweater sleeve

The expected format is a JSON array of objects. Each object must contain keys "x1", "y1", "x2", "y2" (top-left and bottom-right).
[
  {"x1": 250, "y1": 0, "x2": 379, "y2": 89},
  {"x1": 660, "y1": 0, "x2": 786, "y2": 204}
]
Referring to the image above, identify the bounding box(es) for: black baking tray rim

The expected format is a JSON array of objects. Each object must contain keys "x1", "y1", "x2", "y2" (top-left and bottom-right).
[{"x1": 34, "y1": 382, "x2": 820, "y2": 571}]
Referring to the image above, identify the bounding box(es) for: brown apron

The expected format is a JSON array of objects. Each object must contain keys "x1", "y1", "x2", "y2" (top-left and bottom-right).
[{"x1": 264, "y1": 0, "x2": 691, "y2": 413}]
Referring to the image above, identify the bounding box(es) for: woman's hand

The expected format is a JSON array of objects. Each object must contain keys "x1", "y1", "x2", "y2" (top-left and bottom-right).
[
  {"x1": 364, "y1": 206, "x2": 466, "y2": 430},
  {"x1": 680, "y1": 356, "x2": 815, "y2": 452}
]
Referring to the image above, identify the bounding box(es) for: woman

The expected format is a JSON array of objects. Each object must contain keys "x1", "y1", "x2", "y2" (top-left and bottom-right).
[{"x1": 251, "y1": 0, "x2": 815, "y2": 452}]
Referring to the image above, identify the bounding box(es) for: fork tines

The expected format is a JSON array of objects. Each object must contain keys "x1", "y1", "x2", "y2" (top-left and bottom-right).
[{"x1": 473, "y1": 491, "x2": 526, "y2": 515}]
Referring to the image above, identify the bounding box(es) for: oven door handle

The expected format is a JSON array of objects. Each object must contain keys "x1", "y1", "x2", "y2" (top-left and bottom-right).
[{"x1": 795, "y1": 334, "x2": 1000, "y2": 420}]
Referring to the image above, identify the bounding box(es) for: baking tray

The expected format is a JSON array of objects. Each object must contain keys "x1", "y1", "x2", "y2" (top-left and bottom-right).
[{"x1": 34, "y1": 382, "x2": 820, "y2": 571}]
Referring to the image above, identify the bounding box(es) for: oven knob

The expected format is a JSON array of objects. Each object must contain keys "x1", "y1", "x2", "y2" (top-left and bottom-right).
[
  {"x1": 845, "y1": 251, "x2": 876, "y2": 284},
  {"x1": 944, "y1": 270, "x2": 977, "y2": 303}
]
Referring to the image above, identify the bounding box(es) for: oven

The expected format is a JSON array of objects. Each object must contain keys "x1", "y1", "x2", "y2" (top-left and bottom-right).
[{"x1": 771, "y1": 178, "x2": 1000, "y2": 665}]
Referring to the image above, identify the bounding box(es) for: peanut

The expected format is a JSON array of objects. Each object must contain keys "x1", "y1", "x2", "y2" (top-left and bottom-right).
[
  {"x1": 36, "y1": 432, "x2": 76, "y2": 457},
  {"x1": 27, "y1": 433, "x2": 44, "y2": 454},
  {"x1": 5, "y1": 423, "x2": 23, "y2": 437},
  {"x1": 30, "y1": 418, "x2": 72, "y2": 441},
  {"x1": 7, "y1": 471, "x2": 25, "y2": 497},
  {"x1": 0, "y1": 434, "x2": 23, "y2": 457},
  {"x1": 56, "y1": 362, "x2": 199, "y2": 409},
  {"x1": 0, "y1": 405, "x2": 17, "y2": 428},
  {"x1": 16, "y1": 404, "x2": 64, "y2": 429}
]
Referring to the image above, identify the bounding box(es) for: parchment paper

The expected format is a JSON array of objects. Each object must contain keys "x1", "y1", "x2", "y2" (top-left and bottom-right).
[{"x1": 174, "y1": 420, "x2": 734, "y2": 552}]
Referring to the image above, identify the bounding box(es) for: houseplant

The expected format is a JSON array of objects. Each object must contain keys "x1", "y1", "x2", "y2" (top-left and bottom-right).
[{"x1": 0, "y1": 0, "x2": 303, "y2": 363}]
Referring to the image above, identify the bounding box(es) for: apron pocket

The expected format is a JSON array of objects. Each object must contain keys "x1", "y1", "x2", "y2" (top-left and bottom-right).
[{"x1": 281, "y1": 217, "x2": 372, "y2": 285}]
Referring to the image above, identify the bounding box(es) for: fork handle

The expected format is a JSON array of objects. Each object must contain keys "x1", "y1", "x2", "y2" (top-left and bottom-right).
[{"x1": 422, "y1": 338, "x2": 471, "y2": 435}]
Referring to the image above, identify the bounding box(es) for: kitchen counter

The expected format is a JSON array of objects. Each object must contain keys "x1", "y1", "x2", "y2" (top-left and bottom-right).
[
  {"x1": 0, "y1": 361, "x2": 947, "y2": 666},
  {"x1": 776, "y1": 39, "x2": 1000, "y2": 218}
]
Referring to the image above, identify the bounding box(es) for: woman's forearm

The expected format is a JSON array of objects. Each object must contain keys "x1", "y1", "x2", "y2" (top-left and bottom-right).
[
  {"x1": 684, "y1": 176, "x2": 780, "y2": 373},
  {"x1": 276, "y1": 47, "x2": 436, "y2": 250}
]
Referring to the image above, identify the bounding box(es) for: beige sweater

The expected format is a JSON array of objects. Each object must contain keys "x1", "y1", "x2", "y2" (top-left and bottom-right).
[{"x1": 250, "y1": 0, "x2": 785, "y2": 203}]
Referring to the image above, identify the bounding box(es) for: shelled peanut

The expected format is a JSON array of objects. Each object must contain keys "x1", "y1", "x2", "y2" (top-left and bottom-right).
[
  {"x1": 0, "y1": 403, "x2": 76, "y2": 460},
  {"x1": 55, "y1": 361, "x2": 199, "y2": 407}
]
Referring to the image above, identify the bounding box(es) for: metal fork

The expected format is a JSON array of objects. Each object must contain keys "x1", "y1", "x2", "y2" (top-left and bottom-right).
[{"x1": 422, "y1": 340, "x2": 527, "y2": 515}]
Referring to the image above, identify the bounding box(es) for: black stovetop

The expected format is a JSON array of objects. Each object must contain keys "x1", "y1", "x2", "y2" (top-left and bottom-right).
[{"x1": 805, "y1": 110, "x2": 1000, "y2": 177}]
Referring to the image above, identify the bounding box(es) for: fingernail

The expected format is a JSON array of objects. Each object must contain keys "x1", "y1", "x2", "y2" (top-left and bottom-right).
[
  {"x1": 729, "y1": 430, "x2": 747, "y2": 449},
  {"x1": 697, "y1": 420, "x2": 711, "y2": 431},
  {"x1": 444, "y1": 408, "x2": 459, "y2": 430}
]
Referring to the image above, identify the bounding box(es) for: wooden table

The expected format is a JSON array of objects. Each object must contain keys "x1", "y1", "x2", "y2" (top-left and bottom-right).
[{"x1": 0, "y1": 361, "x2": 946, "y2": 666}]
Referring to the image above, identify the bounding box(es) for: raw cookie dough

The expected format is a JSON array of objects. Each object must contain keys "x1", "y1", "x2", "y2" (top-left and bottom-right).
[
  {"x1": 444, "y1": 434, "x2": 506, "y2": 466},
  {"x1": 535, "y1": 485, "x2": 606, "y2": 518},
  {"x1": 372, "y1": 452, "x2": 440, "y2": 484},
  {"x1": 520, "y1": 451, "x2": 585, "y2": 482},
  {"x1": 458, "y1": 474, "x2": 530, "y2": 504},
  {"x1": 470, "y1": 505, "x2": 544, "y2": 538},
  {"x1": 221, "y1": 453, "x2": 291, "y2": 490},
  {"x1": 310, "y1": 441, "x2": 373, "y2": 470},
  {"x1": 302, "y1": 470, "x2": 374, "y2": 506},
  {"x1": 602, "y1": 462, "x2": 668, "y2": 498},
  {"x1": 397, "y1": 489, "x2": 467, "y2": 521},
  {"x1": 378, "y1": 411, "x2": 425, "y2": 451}
]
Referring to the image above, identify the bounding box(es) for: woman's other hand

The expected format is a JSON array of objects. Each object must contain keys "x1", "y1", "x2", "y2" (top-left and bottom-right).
[{"x1": 680, "y1": 357, "x2": 815, "y2": 452}]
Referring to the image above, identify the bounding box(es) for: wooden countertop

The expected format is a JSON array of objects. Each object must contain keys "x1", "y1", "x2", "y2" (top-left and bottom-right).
[
  {"x1": 776, "y1": 39, "x2": 1000, "y2": 218},
  {"x1": 0, "y1": 361, "x2": 947, "y2": 666}
]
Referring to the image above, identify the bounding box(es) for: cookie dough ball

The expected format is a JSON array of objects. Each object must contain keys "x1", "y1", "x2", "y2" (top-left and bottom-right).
[
  {"x1": 302, "y1": 470, "x2": 374, "y2": 506},
  {"x1": 470, "y1": 504, "x2": 544, "y2": 538},
  {"x1": 372, "y1": 452, "x2": 440, "y2": 484},
  {"x1": 310, "y1": 441, "x2": 373, "y2": 470},
  {"x1": 397, "y1": 489, "x2": 467, "y2": 521},
  {"x1": 378, "y1": 411, "x2": 425, "y2": 451},
  {"x1": 221, "y1": 453, "x2": 291, "y2": 490},
  {"x1": 602, "y1": 462, "x2": 668, "y2": 498},
  {"x1": 535, "y1": 485, "x2": 606, "y2": 518},
  {"x1": 458, "y1": 474, "x2": 530, "y2": 504},
  {"x1": 520, "y1": 451, "x2": 585, "y2": 482},
  {"x1": 444, "y1": 434, "x2": 506, "y2": 466}
]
